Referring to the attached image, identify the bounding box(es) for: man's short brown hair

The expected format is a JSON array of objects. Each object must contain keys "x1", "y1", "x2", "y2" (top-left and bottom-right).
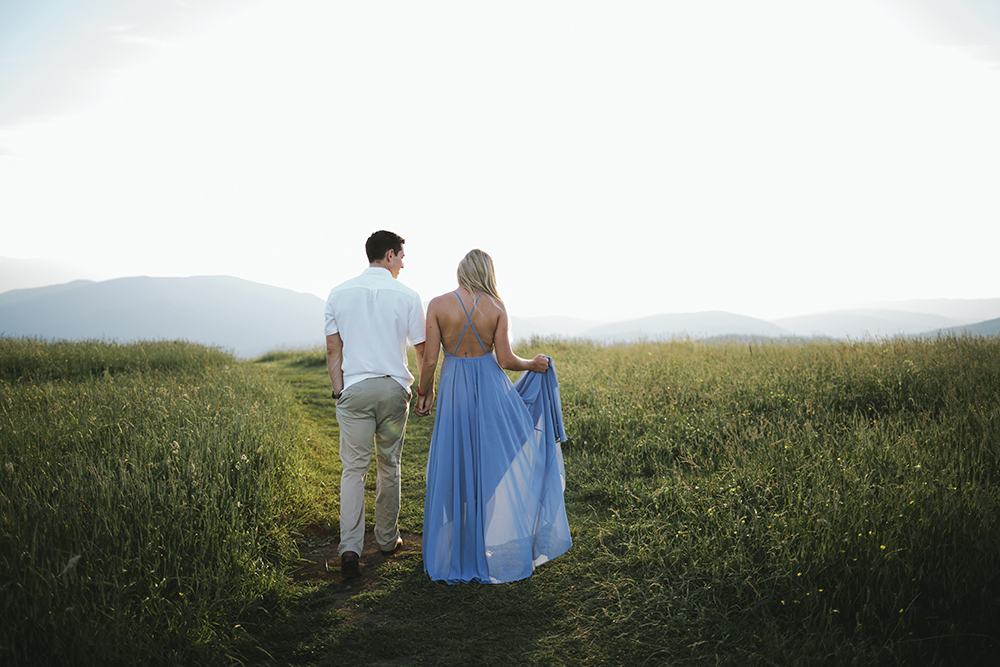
[{"x1": 366, "y1": 230, "x2": 405, "y2": 263}]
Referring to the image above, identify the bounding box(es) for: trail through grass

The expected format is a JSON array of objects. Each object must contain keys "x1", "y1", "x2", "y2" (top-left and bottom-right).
[{"x1": 250, "y1": 349, "x2": 571, "y2": 667}]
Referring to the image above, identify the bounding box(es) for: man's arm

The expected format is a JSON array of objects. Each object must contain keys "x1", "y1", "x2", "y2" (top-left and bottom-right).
[
  {"x1": 326, "y1": 333, "x2": 344, "y2": 397},
  {"x1": 413, "y1": 341, "x2": 426, "y2": 377}
]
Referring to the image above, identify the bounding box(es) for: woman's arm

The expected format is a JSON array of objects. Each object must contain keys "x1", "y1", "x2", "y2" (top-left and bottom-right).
[
  {"x1": 493, "y1": 305, "x2": 549, "y2": 373},
  {"x1": 414, "y1": 299, "x2": 442, "y2": 416}
]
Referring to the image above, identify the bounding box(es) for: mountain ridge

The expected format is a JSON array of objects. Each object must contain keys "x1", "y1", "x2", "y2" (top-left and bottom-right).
[
  {"x1": 0, "y1": 275, "x2": 324, "y2": 358},
  {"x1": 2, "y1": 275, "x2": 998, "y2": 357},
  {"x1": 0, "y1": 256, "x2": 101, "y2": 293}
]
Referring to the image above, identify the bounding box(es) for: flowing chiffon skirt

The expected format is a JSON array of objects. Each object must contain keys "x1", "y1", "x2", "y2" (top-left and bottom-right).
[{"x1": 422, "y1": 354, "x2": 572, "y2": 584}]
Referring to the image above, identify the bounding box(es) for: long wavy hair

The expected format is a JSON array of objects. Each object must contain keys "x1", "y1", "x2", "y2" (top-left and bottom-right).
[{"x1": 456, "y1": 249, "x2": 502, "y2": 304}]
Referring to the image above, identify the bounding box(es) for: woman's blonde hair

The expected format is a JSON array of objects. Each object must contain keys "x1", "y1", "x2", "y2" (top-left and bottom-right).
[{"x1": 457, "y1": 249, "x2": 502, "y2": 304}]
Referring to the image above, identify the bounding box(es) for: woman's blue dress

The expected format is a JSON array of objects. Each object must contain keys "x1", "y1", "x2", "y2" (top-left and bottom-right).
[{"x1": 423, "y1": 294, "x2": 572, "y2": 584}]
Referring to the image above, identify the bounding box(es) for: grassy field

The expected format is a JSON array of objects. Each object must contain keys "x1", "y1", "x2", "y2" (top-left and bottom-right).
[
  {"x1": 545, "y1": 337, "x2": 1000, "y2": 664},
  {"x1": 2, "y1": 336, "x2": 999, "y2": 665},
  {"x1": 0, "y1": 339, "x2": 302, "y2": 665}
]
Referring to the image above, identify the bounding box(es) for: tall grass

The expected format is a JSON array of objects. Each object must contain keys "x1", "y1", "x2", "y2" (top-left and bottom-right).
[
  {"x1": 541, "y1": 335, "x2": 1000, "y2": 664},
  {"x1": 0, "y1": 337, "x2": 231, "y2": 382},
  {"x1": 0, "y1": 339, "x2": 302, "y2": 665},
  {"x1": 4, "y1": 335, "x2": 998, "y2": 665},
  {"x1": 248, "y1": 337, "x2": 1000, "y2": 665}
]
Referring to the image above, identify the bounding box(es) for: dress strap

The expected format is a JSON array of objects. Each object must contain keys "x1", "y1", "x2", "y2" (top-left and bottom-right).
[{"x1": 452, "y1": 290, "x2": 489, "y2": 356}]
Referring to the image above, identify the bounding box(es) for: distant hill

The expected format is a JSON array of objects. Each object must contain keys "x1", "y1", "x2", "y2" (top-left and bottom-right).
[
  {"x1": 0, "y1": 256, "x2": 100, "y2": 293},
  {"x1": 771, "y1": 309, "x2": 966, "y2": 340},
  {"x1": 0, "y1": 276, "x2": 325, "y2": 358},
  {"x1": 514, "y1": 305, "x2": 1000, "y2": 343},
  {"x1": 510, "y1": 315, "x2": 604, "y2": 341},
  {"x1": 578, "y1": 311, "x2": 791, "y2": 342},
  {"x1": 859, "y1": 299, "x2": 1000, "y2": 324},
  {"x1": 929, "y1": 317, "x2": 1000, "y2": 338},
  {"x1": 3, "y1": 273, "x2": 997, "y2": 355}
]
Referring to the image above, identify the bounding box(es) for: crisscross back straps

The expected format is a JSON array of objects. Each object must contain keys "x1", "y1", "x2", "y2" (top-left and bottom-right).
[{"x1": 452, "y1": 290, "x2": 488, "y2": 356}]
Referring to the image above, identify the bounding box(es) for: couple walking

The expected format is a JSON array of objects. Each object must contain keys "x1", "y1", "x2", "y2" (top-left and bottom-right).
[{"x1": 324, "y1": 230, "x2": 572, "y2": 584}]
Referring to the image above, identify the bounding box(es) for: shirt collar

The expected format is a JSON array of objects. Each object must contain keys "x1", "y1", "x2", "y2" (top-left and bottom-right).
[{"x1": 364, "y1": 266, "x2": 392, "y2": 277}]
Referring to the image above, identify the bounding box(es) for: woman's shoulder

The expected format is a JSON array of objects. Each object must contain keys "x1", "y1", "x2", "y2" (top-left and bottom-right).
[
  {"x1": 427, "y1": 291, "x2": 456, "y2": 309},
  {"x1": 428, "y1": 289, "x2": 504, "y2": 315}
]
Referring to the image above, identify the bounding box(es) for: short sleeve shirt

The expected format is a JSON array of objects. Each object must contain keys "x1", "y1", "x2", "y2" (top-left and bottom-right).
[{"x1": 324, "y1": 267, "x2": 426, "y2": 393}]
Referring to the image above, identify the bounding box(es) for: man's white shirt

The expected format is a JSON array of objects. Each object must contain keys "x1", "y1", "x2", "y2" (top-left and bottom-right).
[{"x1": 325, "y1": 267, "x2": 426, "y2": 393}]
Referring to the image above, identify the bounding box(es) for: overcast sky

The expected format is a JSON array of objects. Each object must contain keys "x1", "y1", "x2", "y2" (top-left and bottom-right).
[{"x1": 2, "y1": 0, "x2": 999, "y2": 321}]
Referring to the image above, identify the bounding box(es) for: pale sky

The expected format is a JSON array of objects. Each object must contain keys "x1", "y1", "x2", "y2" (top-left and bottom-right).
[{"x1": 2, "y1": 0, "x2": 999, "y2": 321}]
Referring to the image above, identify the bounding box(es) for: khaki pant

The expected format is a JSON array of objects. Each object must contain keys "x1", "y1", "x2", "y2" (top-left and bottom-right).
[{"x1": 335, "y1": 376, "x2": 410, "y2": 556}]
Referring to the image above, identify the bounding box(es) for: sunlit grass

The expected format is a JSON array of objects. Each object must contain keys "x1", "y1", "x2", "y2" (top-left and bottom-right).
[
  {"x1": 251, "y1": 346, "x2": 435, "y2": 536},
  {"x1": 0, "y1": 338, "x2": 303, "y2": 665},
  {"x1": 3, "y1": 335, "x2": 998, "y2": 665},
  {"x1": 543, "y1": 335, "x2": 1000, "y2": 664},
  {"x1": 251, "y1": 335, "x2": 1000, "y2": 665}
]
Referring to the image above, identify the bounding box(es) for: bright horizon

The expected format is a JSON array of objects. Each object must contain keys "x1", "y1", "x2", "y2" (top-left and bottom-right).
[{"x1": 3, "y1": 1, "x2": 1000, "y2": 322}]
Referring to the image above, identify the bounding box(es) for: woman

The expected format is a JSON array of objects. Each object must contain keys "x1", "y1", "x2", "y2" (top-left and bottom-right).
[{"x1": 415, "y1": 249, "x2": 572, "y2": 584}]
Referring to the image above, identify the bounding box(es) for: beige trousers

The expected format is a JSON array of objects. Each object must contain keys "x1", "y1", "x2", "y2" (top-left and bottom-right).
[{"x1": 335, "y1": 376, "x2": 410, "y2": 556}]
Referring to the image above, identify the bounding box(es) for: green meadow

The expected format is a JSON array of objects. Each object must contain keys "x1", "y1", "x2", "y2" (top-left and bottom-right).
[{"x1": 2, "y1": 335, "x2": 998, "y2": 665}]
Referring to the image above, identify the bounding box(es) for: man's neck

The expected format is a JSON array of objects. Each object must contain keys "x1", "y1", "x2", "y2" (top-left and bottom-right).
[{"x1": 369, "y1": 262, "x2": 395, "y2": 278}]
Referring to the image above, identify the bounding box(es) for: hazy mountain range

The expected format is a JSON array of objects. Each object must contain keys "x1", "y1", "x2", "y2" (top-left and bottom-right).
[
  {"x1": 0, "y1": 275, "x2": 323, "y2": 358},
  {"x1": 2, "y1": 258, "x2": 998, "y2": 358},
  {"x1": 512, "y1": 308, "x2": 1000, "y2": 344},
  {"x1": 0, "y1": 256, "x2": 103, "y2": 292}
]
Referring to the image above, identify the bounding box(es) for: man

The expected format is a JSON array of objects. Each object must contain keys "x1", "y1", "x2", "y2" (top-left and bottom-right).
[{"x1": 325, "y1": 230, "x2": 426, "y2": 579}]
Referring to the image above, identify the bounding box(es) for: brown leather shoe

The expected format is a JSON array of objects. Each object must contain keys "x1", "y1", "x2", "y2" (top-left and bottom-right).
[
  {"x1": 381, "y1": 537, "x2": 403, "y2": 556},
  {"x1": 340, "y1": 551, "x2": 362, "y2": 579}
]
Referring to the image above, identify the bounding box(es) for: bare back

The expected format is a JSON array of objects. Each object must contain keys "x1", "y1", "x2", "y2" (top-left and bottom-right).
[
  {"x1": 432, "y1": 289, "x2": 503, "y2": 358},
  {"x1": 417, "y1": 286, "x2": 548, "y2": 404}
]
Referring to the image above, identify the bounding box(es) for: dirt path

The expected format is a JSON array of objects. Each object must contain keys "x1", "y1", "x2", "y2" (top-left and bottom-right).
[{"x1": 291, "y1": 528, "x2": 423, "y2": 601}]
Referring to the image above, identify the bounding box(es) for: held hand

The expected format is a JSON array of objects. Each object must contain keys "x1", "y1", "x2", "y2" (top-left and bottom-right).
[
  {"x1": 530, "y1": 354, "x2": 549, "y2": 373},
  {"x1": 414, "y1": 388, "x2": 435, "y2": 417},
  {"x1": 419, "y1": 390, "x2": 435, "y2": 416}
]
